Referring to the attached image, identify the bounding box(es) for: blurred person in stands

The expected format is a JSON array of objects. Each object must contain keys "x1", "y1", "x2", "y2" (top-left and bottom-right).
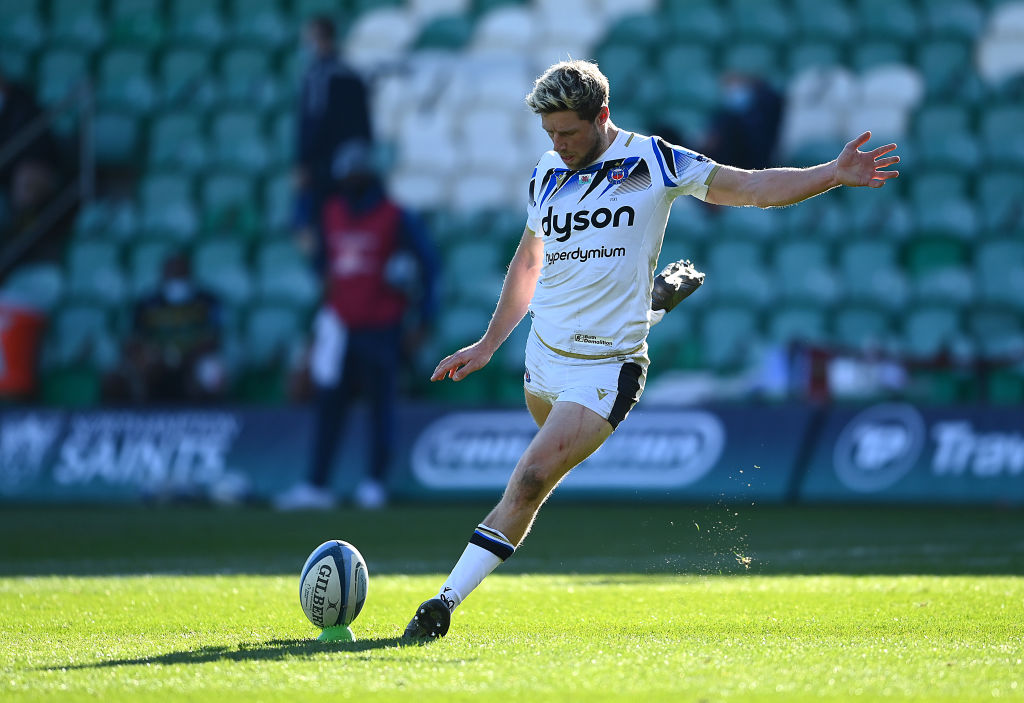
[
  {"x1": 702, "y1": 70, "x2": 783, "y2": 171},
  {"x1": 275, "y1": 141, "x2": 440, "y2": 511},
  {"x1": 0, "y1": 69, "x2": 66, "y2": 257},
  {"x1": 103, "y1": 254, "x2": 226, "y2": 404},
  {"x1": 401, "y1": 60, "x2": 900, "y2": 641},
  {"x1": 293, "y1": 14, "x2": 373, "y2": 273}
]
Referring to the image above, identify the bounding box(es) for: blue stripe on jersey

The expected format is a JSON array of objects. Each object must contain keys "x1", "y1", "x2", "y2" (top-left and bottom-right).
[
  {"x1": 650, "y1": 139, "x2": 677, "y2": 187},
  {"x1": 538, "y1": 168, "x2": 568, "y2": 207}
]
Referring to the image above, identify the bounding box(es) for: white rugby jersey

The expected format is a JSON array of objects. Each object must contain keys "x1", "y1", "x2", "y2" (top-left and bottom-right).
[{"x1": 525, "y1": 129, "x2": 720, "y2": 358}]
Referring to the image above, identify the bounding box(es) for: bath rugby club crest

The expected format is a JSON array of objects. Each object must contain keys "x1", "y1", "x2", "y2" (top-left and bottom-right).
[{"x1": 607, "y1": 166, "x2": 628, "y2": 184}]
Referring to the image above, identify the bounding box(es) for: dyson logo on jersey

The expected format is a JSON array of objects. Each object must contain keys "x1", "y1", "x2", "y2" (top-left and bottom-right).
[
  {"x1": 540, "y1": 205, "x2": 636, "y2": 242},
  {"x1": 546, "y1": 245, "x2": 627, "y2": 266}
]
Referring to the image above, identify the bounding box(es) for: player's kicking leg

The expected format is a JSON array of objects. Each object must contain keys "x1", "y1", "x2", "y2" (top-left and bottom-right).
[{"x1": 403, "y1": 397, "x2": 611, "y2": 641}]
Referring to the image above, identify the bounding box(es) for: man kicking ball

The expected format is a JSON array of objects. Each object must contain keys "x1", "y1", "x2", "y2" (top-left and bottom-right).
[{"x1": 403, "y1": 60, "x2": 899, "y2": 640}]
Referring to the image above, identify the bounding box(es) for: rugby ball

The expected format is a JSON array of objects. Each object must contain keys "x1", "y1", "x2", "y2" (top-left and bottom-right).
[{"x1": 299, "y1": 540, "x2": 368, "y2": 629}]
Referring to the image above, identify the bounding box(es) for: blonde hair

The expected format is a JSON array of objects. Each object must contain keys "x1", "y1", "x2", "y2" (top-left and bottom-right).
[{"x1": 524, "y1": 60, "x2": 610, "y2": 122}]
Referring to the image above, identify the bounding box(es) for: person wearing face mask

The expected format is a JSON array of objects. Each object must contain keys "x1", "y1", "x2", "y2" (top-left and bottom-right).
[
  {"x1": 702, "y1": 71, "x2": 783, "y2": 172},
  {"x1": 293, "y1": 14, "x2": 373, "y2": 275},
  {"x1": 274, "y1": 141, "x2": 440, "y2": 511},
  {"x1": 103, "y1": 254, "x2": 226, "y2": 404}
]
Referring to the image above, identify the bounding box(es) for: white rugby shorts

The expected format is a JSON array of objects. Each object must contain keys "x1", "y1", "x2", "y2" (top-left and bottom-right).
[{"x1": 523, "y1": 328, "x2": 648, "y2": 429}]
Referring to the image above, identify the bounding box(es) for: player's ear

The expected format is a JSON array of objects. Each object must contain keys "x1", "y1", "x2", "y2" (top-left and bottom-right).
[{"x1": 596, "y1": 105, "x2": 609, "y2": 126}]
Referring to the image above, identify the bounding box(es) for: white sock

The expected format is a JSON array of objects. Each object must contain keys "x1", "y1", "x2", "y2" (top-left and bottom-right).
[
  {"x1": 437, "y1": 524, "x2": 515, "y2": 612},
  {"x1": 649, "y1": 308, "x2": 666, "y2": 326}
]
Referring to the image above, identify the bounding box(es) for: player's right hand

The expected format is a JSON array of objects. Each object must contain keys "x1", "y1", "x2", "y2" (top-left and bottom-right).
[{"x1": 431, "y1": 342, "x2": 494, "y2": 382}]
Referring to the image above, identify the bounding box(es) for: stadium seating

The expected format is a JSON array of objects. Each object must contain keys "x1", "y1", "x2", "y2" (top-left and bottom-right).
[{"x1": 6, "y1": 0, "x2": 1023, "y2": 407}]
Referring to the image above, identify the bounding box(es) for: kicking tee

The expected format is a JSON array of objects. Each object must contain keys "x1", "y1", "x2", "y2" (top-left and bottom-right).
[{"x1": 525, "y1": 129, "x2": 720, "y2": 358}]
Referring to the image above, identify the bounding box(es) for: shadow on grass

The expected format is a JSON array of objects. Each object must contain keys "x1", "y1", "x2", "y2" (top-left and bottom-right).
[{"x1": 48, "y1": 636, "x2": 460, "y2": 670}]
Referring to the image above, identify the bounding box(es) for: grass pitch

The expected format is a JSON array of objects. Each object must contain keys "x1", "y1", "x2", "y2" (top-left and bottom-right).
[{"x1": 2, "y1": 503, "x2": 1022, "y2": 702}]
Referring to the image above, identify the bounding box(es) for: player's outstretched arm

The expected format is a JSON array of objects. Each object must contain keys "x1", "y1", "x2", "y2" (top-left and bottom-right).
[
  {"x1": 705, "y1": 131, "x2": 900, "y2": 209},
  {"x1": 431, "y1": 228, "x2": 544, "y2": 382}
]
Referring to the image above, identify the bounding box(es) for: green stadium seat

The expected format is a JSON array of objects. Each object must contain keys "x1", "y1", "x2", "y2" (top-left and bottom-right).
[
  {"x1": 713, "y1": 204, "x2": 785, "y2": 240},
  {"x1": 965, "y1": 306, "x2": 1022, "y2": 359},
  {"x1": 269, "y1": 108, "x2": 296, "y2": 168},
  {"x1": 839, "y1": 240, "x2": 899, "y2": 280},
  {"x1": 699, "y1": 305, "x2": 761, "y2": 370},
  {"x1": 0, "y1": 1, "x2": 44, "y2": 52},
  {"x1": 591, "y1": 44, "x2": 649, "y2": 101},
  {"x1": 209, "y1": 109, "x2": 270, "y2": 172},
  {"x1": 169, "y1": 0, "x2": 226, "y2": 47},
  {"x1": 92, "y1": 111, "x2": 141, "y2": 165},
  {"x1": 148, "y1": 110, "x2": 208, "y2": 173},
  {"x1": 39, "y1": 366, "x2": 102, "y2": 407},
  {"x1": 722, "y1": 42, "x2": 781, "y2": 79},
  {"x1": 662, "y1": 71, "x2": 720, "y2": 110},
  {"x1": 139, "y1": 171, "x2": 199, "y2": 240},
  {"x1": 977, "y1": 171, "x2": 1024, "y2": 233},
  {"x1": 414, "y1": 15, "x2": 474, "y2": 50},
  {"x1": 850, "y1": 42, "x2": 908, "y2": 72},
  {"x1": 661, "y1": 2, "x2": 727, "y2": 44},
  {"x1": 217, "y1": 46, "x2": 276, "y2": 106},
  {"x1": 912, "y1": 104, "x2": 981, "y2": 172},
  {"x1": 193, "y1": 237, "x2": 253, "y2": 307},
  {"x1": 986, "y1": 368, "x2": 1024, "y2": 405},
  {"x1": 36, "y1": 48, "x2": 89, "y2": 106},
  {"x1": 127, "y1": 239, "x2": 177, "y2": 298},
  {"x1": 108, "y1": 0, "x2": 164, "y2": 46},
  {"x1": 855, "y1": 0, "x2": 921, "y2": 44},
  {"x1": 0, "y1": 48, "x2": 33, "y2": 81},
  {"x1": 158, "y1": 47, "x2": 215, "y2": 107},
  {"x1": 227, "y1": 0, "x2": 291, "y2": 48},
  {"x1": 606, "y1": 13, "x2": 664, "y2": 45},
  {"x1": 294, "y1": 0, "x2": 342, "y2": 20},
  {"x1": 200, "y1": 172, "x2": 257, "y2": 233},
  {"x1": 832, "y1": 305, "x2": 893, "y2": 351},
  {"x1": 901, "y1": 306, "x2": 964, "y2": 358},
  {"x1": 844, "y1": 188, "x2": 914, "y2": 239},
  {"x1": 263, "y1": 173, "x2": 293, "y2": 231},
  {"x1": 241, "y1": 304, "x2": 306, "y2": 368},
  {"x1": 786, "y1": 43, "x2": 844, "y2": 76},
  {"x1": 792, "y1": 0, "x2": 857, "y2": 43},
  {"x1": 444, "y1": 241, "x2": 505, "y2": 303},
  {"x1": 49, "y1": 0, "x2": 106, "y2": 51},
  {"x1": 44, "y1": 303, "x2": 119, "y2": 371},
  {"x1": 728, "y1": 0, "x2": 792, "y2": 43},
  {"x1": 0, "y1": 262, "x2": 65, "y2": 313},
  {"x1": 657, "y1": 43, "x2": 714, "y2": 77},
  {"x1": 768, "y1": 305, "x2": 829, "y2": 345},
  {"x1": 65, "y1": 241, "x2": 127, "y2": 307},
  {"x1": 783, "y1": 197, "x2": 847, "y2": 239},
  {"x1": 253, "y1": 239, "x2": 318, "y2": 307},
  {"x1": 914, "y1": 198, "x2": 980, "y2": 239},
  {"x1": 912, "y1": 265, "x2": 976, "y2": 308},
  {"x1": 96, "y1": 47, "x2": 157, "y2": 113},
  {"x1": 981, "y1": 106, "x2": 1024, "y2": 168},
  {"x1": 975, "y1": 238, "x2": 1024, "y2": 308},
  {"x1": 911, "y1": 172, "x2": 967, "y2": 203},
  {"x1": 922, "y1": 0, "x2": 985, "y2": 40},
  {"x1": 915, "y1": 40, "x2": 973, "y2": 99}
]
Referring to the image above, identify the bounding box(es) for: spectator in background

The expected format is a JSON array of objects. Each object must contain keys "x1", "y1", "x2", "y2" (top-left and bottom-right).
[
  {"x1": 103, "y1": 254, "x2": 226, "y2": 404},
  {"x1": 0, "y1": 69, "x2": 66, "y2": 257},
  {"x1": 702, "y1": 71, "x2": 783, "y2": 171},
  {"x1": 275, "y1": 141, "x2": 440, "y2": 511},
  {"x1": 293, "y1": 14, "x2": 373, "y2": 273}
]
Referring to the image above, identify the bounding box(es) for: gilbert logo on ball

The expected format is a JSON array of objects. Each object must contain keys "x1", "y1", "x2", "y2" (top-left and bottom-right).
[{"x1": 299, "y1": 540, "x2": 368, "y2": 630}]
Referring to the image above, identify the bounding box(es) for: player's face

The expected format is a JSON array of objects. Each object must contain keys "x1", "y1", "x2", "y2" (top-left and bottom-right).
[{"x1": 541, "y1": 110, "x2": 604, "y2": 170}]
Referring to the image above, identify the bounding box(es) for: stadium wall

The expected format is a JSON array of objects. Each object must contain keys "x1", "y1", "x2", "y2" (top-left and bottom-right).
[{"x1": 0, "y1": 403, "x2": 1020, "y2": 506}]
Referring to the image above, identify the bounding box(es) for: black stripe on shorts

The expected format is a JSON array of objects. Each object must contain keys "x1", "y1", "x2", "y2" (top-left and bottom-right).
[{"x1": 607, "y1": 362, "x2": 644, "y2": 430}]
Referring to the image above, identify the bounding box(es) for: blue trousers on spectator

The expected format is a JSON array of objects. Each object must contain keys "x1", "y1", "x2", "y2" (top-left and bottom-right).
[{"x1": 309, "y1": 326, "x2": 400, "y2": 489}]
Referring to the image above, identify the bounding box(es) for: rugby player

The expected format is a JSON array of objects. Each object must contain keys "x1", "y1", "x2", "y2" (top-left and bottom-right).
[{"x1": 404, "y1": 60, "x2": 899, "y2": 640}]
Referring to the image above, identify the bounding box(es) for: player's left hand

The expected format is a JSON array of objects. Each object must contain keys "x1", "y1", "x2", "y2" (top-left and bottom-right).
[{"x1": 834, "y1": 131, "x2": 900, "y2": 188}]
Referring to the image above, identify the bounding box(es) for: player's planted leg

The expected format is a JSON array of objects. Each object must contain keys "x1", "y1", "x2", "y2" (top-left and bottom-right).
[{"x1": 402, "y1": 400, "x2": 612, "y2": 640}]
